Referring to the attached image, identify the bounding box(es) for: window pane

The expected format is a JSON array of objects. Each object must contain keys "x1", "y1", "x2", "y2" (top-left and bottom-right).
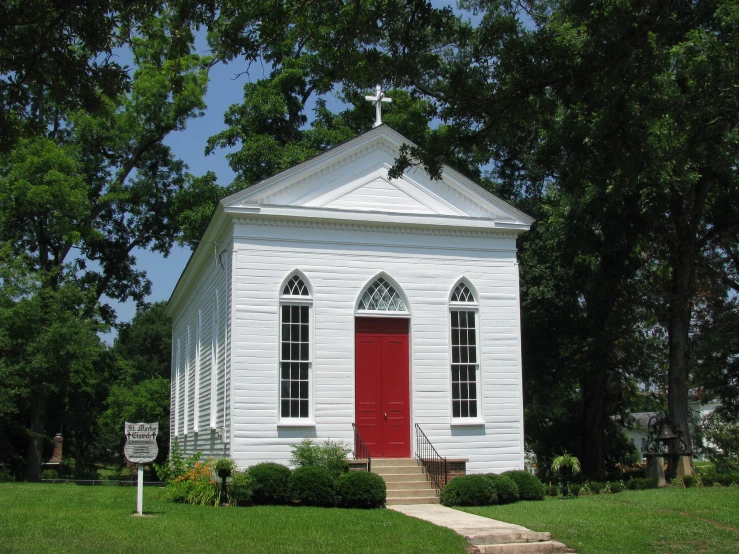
[
  {"x1": 450, "y1": 310, "x2": 478, "y2": 418},
  {"x1": 280, "y1": 304, "x2": 311, "y2": 418}
]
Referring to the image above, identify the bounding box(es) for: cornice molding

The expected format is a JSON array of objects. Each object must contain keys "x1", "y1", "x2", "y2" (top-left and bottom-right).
[
  {"x1": 232, "y1": 215, "x2": 520, "y2": 240},
  {"x1": 254, "y1": 140, "x2": 396, "y2": 206}
]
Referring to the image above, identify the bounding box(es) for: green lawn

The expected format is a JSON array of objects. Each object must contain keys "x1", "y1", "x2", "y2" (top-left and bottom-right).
[
  {"x1": 0, "y1": 483, "x2": 466, "y2": 554},
  {"x1": 461, "y1": 487, "x2": 739, "y2": 554}
]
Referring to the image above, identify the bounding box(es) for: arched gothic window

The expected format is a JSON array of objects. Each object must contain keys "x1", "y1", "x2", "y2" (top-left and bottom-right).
[
  {"x1": 280, "y1": 273, "x2": 312, "y2": 419},
  {"x1": 358, "y1": 278, "x2": 407, "y2": 312},
  {"x1": 449, "y1": 280, "x2": 480, "y2": 419}
]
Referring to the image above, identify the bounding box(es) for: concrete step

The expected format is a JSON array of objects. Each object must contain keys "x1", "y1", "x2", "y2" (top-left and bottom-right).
[
  {"x1": 372, "y1": 458, "x2": 419, "y2": 467},
  {"x1": 372, "y1": 465, "x2": 425, "y2": 475},
  {"x1": 386, "y1": 496, "x2": 440, "y2": 505},
  {"x1": 466, "y1": 532, "x2": 551, "y2": 545},
  {"x1": 386, "y1": 488, "x2": 439, "y2": 498},
  {"x1": 379, "y1": 473, "x2": 430, "y2": 483},
  {"x1": 475, "y1": 541, "x2": 569, "y2": 553},
  {"x1": 385, "y1": 480, "x2": 436, "y2": 491}
]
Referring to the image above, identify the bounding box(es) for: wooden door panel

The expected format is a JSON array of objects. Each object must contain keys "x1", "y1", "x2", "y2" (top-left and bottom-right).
[{"x1": 355, "y1": 318, "x2": 410, "y2": 458}]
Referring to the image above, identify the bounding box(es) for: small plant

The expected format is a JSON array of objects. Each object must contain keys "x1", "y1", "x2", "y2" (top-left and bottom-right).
[
  {"x1": 585, "y1": 480, "x2": 604, "y2": 494},
  {"x1": 546, "y1": 482, "x2": 560, "y2": 497},
  {"x1": 485, "y1": 474, "x2": 519, "y2": 504},
  {"x1": 550, "y1": 452, "x2": 581, "y2": 477},
  {"x1": 440, "y1": 475, "x2": 497, "y2": 506},
  {"x1": 569, "y1": 483, "x2": 582, "y2": 497},
  {"x1": 215, "y1": 457, "x2": 236, "y2": 477},
  {"x1": 41, "y1": 469, "x2": 59, "y2": 480},
  {"x1": 290, "y1": 439, "x2": 351, "y2": 478},
  {"x1": 606, "y1": 480, "x2": 625, "y2": 493},
  {"x1": 227, "y1": 470, "x2": 254, "y2": 506},
  {"x1": 249, "y1": 462, "x2": 292, "y2": 505},
  {"x1": 626, "y1": 477, "x2": 654, "y2": 490},
  {"x1": 289, "y1": 466, "x2": 337, "y2": 507},
  {"x1": 502, "y1": 470, "x2": 546, "y2": 501},
  {"x1": 682, "y1": 474, "x2": 696, "y2": 488},
  {"x1": 337, "y1": 471, "x2": 386, "y2": 508},
  {"x1": 153, "y1": 440, "x2": 189, "y2": 482}
]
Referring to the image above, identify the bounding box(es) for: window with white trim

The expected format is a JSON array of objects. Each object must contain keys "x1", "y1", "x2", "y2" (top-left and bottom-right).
[
  {"x1": 280, "y1": 274, "x2": 312, "y2": 419},
  {"x1": 450, "y1": 282, "x2": 479, "y2": 419}
]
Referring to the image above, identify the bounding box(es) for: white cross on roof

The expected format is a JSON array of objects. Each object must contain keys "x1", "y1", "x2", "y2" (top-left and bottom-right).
[{"x1": 365, "y1": 85, "x2": 392, "y2": 128}]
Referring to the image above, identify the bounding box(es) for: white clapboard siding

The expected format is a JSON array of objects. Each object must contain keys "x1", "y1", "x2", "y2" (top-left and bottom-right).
[
  {"x1": 229, "y1": 220, "x2": 525, "y2": 473},
  {"x1": 170, "y1": 234, "x2": 233, "y2": 457}
]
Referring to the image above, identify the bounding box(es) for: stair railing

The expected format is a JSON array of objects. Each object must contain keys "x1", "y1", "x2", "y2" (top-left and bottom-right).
[
  {"x1": 415, "y1": 423, "x2": 447, "y2": 492},
  {"x1": 352, "y1": 423, "x2": 372, "y2": 473}
]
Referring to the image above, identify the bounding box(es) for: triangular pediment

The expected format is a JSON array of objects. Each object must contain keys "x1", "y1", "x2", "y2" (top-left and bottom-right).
[{"x1": 221, "y1": 126, "x2": 533, "y2": 228}]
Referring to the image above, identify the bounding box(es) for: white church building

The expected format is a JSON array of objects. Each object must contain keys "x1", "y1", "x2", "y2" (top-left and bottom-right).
[{"x1": 166, "y1": 123, "x2": 533, "y2": 475}]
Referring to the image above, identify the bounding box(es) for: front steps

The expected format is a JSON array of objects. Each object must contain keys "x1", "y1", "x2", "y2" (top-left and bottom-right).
[{"x1": 372, "y1": 458, "x2": 440, "y2": 505}]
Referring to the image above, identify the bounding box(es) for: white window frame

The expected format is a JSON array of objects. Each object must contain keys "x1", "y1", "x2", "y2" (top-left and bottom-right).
[
  {"x1": 449, "y1": 281, "x2": 484, "y2": 425},
  {"x1": 355, "y1": 274, "x2": 411, "y2": 318},
  {"x1": 277, "y1": 272, "x2": 315, "y2": 426}
]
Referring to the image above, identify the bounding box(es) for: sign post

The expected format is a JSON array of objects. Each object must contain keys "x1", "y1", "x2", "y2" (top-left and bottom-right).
[{"x1": 124, "y1": 422, "x2": 159, "y2": 516}]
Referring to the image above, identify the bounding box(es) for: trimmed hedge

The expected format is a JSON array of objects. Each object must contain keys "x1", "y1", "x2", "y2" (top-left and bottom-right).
[
  {"x1": 289, "y1": 466, "x2": 337, "y2": 507},
  {"x1": 626, "y1": 477, "x2": 654, "y2": 490},
  {"x1": 249, "y1": 462, "x2": 292, "y2": 505},
  {"x1": 485, "y1": 474, "x2": 519, "y2": 504},
  {"x1": 607, "y1": 480, "x2": 625, "y2": 493},
  {"x1": 228, "y1": 470, "x2": 254, "y2": 506},
  {"x1": 337, "y1": 471, "x2": 386, "y2": 508},
  {"x1": 440, "y1": 475, "x2": 497, "y2": 507},
  {"x1": 502, "y1": 470, "x2": 545, "y2": 501}
]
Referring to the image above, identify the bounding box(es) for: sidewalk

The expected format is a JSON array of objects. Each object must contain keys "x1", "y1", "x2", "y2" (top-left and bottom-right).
[{"x1": 389, "y1": 504, "x2": 572, "y2": 553}]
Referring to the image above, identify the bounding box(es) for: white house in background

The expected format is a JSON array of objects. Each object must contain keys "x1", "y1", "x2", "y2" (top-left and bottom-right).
[
  {"x1": 623, "y1": 399, "x2": 721, "y2": 459},
  {"x1": 165, "y1": 125, "x2": 533, "y2": 474}
]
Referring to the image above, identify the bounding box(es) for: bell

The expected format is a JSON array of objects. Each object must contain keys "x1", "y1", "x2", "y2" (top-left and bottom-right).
[{"x1": 656, "y1": 421, "x2": 678, "y2": 442}]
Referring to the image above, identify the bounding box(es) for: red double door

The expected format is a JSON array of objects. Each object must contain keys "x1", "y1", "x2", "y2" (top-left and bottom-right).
[{"x1": 355, "y1": 317, "x2": 410, "y2": 458}]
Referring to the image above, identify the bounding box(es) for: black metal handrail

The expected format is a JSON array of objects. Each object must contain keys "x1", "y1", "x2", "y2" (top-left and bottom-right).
[
  {"x1": 352, "y1": 423, "x2": 372, "y2": 473},
  {"x1": 415, "y1": 423, "x2": 447, "y2": 492}
]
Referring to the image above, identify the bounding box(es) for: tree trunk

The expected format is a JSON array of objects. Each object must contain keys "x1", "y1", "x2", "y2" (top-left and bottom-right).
[
  {"x1": 666, "y1": 172, "x2": 711, "y2": 454},
  {"x1": 581, "y1": 371, "x2": 608, "y2": 478},
  {"x1": 74, "y1": 433, "x2": 84, "y2": 480},
  {"x1": 24, "y1": 390, "x2": 46, "y2": 481}
]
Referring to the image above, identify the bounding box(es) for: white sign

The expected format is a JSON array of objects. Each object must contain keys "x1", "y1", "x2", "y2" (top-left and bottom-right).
[{"x1": 124, "y1": 422, "x2": 159, "y2": 464}]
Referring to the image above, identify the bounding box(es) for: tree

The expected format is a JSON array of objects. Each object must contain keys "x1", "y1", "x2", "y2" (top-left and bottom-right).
[
  {"x1": 384, "y1": 0, "x2": 739, "y2": 475},
  {"x1": 0, "y1": 8, "x2": 213, "y2": 479}
]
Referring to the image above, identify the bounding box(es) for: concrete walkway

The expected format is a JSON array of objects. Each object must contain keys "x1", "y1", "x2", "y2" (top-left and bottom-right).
[{"x1": 389, "y1": 504, "x2": 571, "y2": 554}]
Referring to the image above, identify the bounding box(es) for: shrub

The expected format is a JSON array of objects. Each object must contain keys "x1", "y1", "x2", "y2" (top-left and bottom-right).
[
  {"x1": 569, "y1": 483, "x2": 582, "y2": 497},
  {"x1": 700, "y1": 473, "x2": 715, "y2": 487},
  {"x1": 228, "y1": 470, "x2": 254, "y2": 506},
  {"x1": 585, "y1": 481, "x2": 604, "y2": 494},
  {"x1": 546, "y1": 482, "x2": 560, "y2": 497},
  {"x1": 289, "y1": 466, "x2": 337, "y2": 507},
  {"x1": 41, "y1": 469, "x2": 59, "y2": 480},
  {"x1": 485, "y1": 474, "x2": 519, "y2": 504},
  {"x1": 187, "y1": 479, "x2": 219, "y2": 506},
  {"x1": 162, "y1": 480, "x2": 196, "y2": 503},
  {"x1": 715, "y1": 473, "x2": 738, "y2": 486},
  {"x1": 290, "y1": 439, "x2": 351, "y2": 478},
  {"x1": 440, "y1": 475, "x2": 497, "y2": 507},
  {"x1": 154, "y1": 440, "x2": 189, "y2": 482},
  {"x1": 682, "y1": 475, "x2": 696, "y2": 488},
  {"x1": 250, "y1": 462, "x2": 292, "y2": 505},
  {"x1": 337, "y1": 471, "x2": 386, "y2": 508},
  {"x1": 626, "y1": 477, "x2": 654, "y2": 490},
  {"x1": 502, "y1": 470, "x2": 545, "y2": 501},
  {"x1": 606, "y1": 480, "x2": 625, "y2": 493}
]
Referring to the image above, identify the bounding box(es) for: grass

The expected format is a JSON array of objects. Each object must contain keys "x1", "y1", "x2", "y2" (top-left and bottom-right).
[
  {"x1": 461, "y1": 486, "x2": 739, "y2": 554},
  {"x1": 0, "y1": 483, "x2": 467, "y2": 554}
]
